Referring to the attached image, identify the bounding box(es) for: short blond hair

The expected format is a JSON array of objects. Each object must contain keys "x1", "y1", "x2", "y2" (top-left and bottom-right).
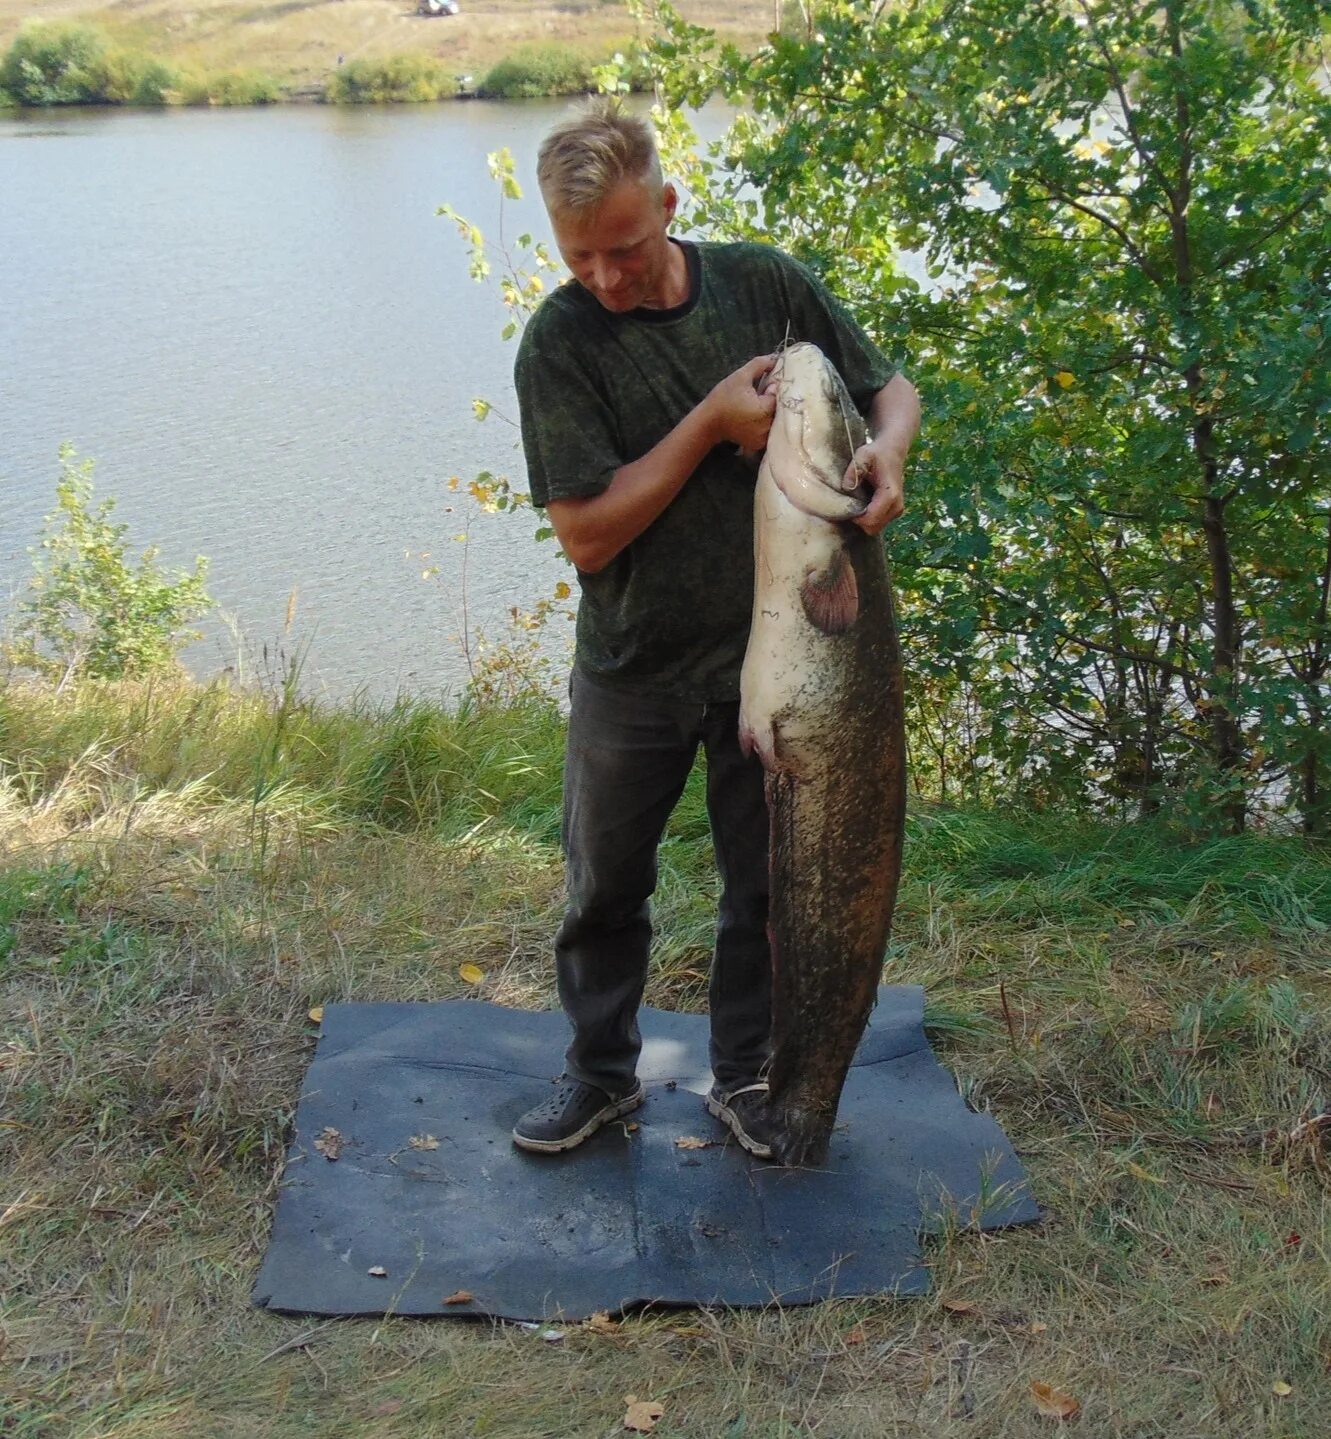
[{"x1": 537, "y1": 97, "x2": 663, "y2": 220}]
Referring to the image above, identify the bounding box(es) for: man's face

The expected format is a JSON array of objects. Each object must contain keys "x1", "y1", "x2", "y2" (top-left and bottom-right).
[{"x1": 551, "y1": 178, "x2": 680, "y2": 313}]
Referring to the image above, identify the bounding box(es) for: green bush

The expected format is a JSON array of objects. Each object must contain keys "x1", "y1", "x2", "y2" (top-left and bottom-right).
[
  {"x1": 3, "y1": 447, "x2": 212, "y2": 684},
  {"x1": 96, "y1": 50, "x2": 182, "y2": 106},
  {"x1": 478, "y1": 44, "x2": 593, "y2": 99},
  {"x1": 0, "y1": 20, "x2": 110, "y2": 104},
  {"x1": 327, "y1": 54, "x2": 455, "y2": 104},
  {"x1": 180, "y1": 68, "x2": 281, "y2": 106}
]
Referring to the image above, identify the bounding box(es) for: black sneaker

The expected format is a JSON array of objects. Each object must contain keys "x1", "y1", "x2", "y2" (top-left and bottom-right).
[
  {"x1": 705, "y1": 1081, "x2": 778, "y2": 1159},
  {"x1": 512, "y1": 1077, "x2": 644, "y2": 1154}
]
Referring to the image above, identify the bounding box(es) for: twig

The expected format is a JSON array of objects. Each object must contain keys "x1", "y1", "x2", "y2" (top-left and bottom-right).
[{"x1": 255, "y1": 1320, "x2": 339, "y2": 1366}]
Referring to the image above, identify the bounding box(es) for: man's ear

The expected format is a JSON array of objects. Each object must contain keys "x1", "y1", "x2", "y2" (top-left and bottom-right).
[{"x1": 662, "y1": 181, "x2": 678, "y2": 222}]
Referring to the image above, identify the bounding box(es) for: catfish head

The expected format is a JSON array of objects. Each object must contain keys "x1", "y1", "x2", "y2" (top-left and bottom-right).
[{"x1": 763, "y1": 343, "x2": 869, "y2": 523}]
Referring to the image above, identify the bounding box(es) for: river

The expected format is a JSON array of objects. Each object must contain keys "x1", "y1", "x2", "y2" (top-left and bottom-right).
[{"x1": 1, "y1": 98, "x2": 738, "y2": 699}]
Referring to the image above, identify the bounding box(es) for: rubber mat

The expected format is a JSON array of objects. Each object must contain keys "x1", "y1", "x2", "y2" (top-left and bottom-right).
[{"x1": 252, "y1": 985, "x2": 1038, "y2": 1320}]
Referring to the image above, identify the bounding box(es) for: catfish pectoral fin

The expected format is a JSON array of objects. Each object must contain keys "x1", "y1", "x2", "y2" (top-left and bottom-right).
[{"x1": 799, "y1": 549, "x2": 859, "y2": 635}]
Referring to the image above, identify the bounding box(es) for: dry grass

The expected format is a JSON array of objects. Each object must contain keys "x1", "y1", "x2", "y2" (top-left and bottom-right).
[
  {"x1": 2, "y1": 677, "x2": 1330, "y2": 1436},
  {"x1": 0, "y1": 0, "x2": 775, "y2": 90}
]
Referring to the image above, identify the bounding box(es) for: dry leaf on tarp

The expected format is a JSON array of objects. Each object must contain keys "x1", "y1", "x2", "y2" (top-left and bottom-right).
[
  {"x1": 367, "y1": 1265, "x2": 388, "y2": 1278},
  {"x1": 308, "y1": 1006, "x2": 324, "y2": 1024},
  {"x1": 441, "y1": 1290, "x2": 473, "y2": 1305},
  {"x1": 624, "y1": 1395, "x2": 665, "y2": 1432},
  {"x1": 1030, "y1": 1380, "x2": 1080, "y2": 1420},
  {"x1": 409, "y1": 1134, "x2": 440, "y2": 1150},
  {"x1": 313, "y1": 1127, "x2": 343, "y2": 1160},
  {"x1": 675, "y1": 1136, "x2": 715, "y2": 1150}
]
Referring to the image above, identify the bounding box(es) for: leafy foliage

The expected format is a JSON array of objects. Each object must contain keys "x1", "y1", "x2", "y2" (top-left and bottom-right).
[
  {"x1": 641, "y1": 0, "x2": 1331, "y2": 832},
  {"x1": 4, "y1": 448, "x2": 212, "y2": 684},
  {"x1": 478, "y1": 44, "x2": 596, "y2": 99},
  {"x1": 0, "y1": 19, "x2": 278, "y2": 106},
  {"x1": 1, "y1": 20, "x2": 112, "y2": 104},
  {"x1": 326, "y1": 54, "x2": 457, "y2": 104}
]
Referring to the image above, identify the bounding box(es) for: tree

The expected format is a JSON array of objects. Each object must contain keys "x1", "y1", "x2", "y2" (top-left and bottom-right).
[
  {"x1": 5, "y1": 447, "x2": 212, "y2": 686},
  {"x1": 644, "y1": 0, "x2": 1331, "y2": 832}
]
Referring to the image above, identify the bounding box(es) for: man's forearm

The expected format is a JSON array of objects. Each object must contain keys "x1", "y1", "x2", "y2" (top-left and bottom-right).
[
  {"x1": 867, "y1": 373, "x2": 921, "y2": 460},
  {"x1": 547, "y1": 401, "x2": 721, "y2": 574}
]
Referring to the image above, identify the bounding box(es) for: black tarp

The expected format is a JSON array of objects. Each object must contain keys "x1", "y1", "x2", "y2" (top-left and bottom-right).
[{"x1": 253, "y1": 985, "x2": 1039, "y2": 1321}]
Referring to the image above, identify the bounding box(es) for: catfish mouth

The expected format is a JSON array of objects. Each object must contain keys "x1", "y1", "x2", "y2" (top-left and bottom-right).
[{"x1": 766, "y1": 345, "x2": 869, "y2": 522}]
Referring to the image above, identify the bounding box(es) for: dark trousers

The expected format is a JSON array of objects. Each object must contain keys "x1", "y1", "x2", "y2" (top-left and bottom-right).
[{"x1": 556, "y1": 667, "x2": 772, "y2": 1096}]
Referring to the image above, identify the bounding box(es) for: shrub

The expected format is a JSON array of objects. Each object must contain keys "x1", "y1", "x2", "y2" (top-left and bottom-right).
[
  {"x1": 180, "y1": 68, "x2": 281, "y2": 106},
  {"x1": 327, "y1": 54, "x2": 454, "y2": 104},
  {"x1": 96, "y1": 50, "x2": 182, "y2": 106},
  {"x1": 478, "y1": 44, "x2": 593, "y2": 99},
  {"x1": 0, "y1": 20, "x2": 109, "y2": 104},
  {"x1": 3, "y1": 447, "x2": 212, "y2": 684}
]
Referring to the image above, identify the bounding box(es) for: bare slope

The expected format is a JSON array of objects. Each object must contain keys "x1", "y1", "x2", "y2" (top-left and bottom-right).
[{"x1": 0, "y1": 0, "x2": 773, "y2": 90}]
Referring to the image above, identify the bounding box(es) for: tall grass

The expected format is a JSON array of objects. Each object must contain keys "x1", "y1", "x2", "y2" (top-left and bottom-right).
[{"x1": 2, "y1": 674, "x2": 1329, "y2": 1435}]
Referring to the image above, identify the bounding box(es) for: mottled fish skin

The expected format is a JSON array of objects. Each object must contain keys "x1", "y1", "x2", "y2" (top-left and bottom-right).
[{"x1": 739, "y1": 343, "x2": 907, "y2": 1166}]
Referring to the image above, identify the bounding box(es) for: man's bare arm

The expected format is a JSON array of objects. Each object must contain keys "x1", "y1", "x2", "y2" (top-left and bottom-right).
[
  {"x1": 843, "y1": 373, "x2": 921, "y2": 535},
  {"x1": 547, "y1": 354, "x2": 777, "y2": 574}
]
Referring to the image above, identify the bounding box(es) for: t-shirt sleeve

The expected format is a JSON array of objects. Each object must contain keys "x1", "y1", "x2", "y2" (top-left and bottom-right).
[
  {"x1": 776, "y1": 253, "x2": 898, "y2": 414},
  {"x1": 514, "y1": 306, "x2": 626, "y2": 509}
]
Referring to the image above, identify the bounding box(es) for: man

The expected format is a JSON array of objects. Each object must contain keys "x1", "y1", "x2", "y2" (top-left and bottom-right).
[{"x1": 511, "y1": 98, "x2": 919, "y2": 1158}]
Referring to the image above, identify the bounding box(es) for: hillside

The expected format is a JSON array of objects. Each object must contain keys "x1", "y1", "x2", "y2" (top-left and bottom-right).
[{"x1": 0, "y1": 0, "x2": 773, "y2": 92}]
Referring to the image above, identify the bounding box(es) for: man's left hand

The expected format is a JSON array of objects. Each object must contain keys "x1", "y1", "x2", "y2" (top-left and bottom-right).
[{"x1": 843, "y1": 441, "x2": 906, "y2": 535}]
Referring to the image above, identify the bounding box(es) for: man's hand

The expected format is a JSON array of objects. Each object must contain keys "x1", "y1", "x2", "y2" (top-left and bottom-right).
[
  {"x1": 847, "y1": 373, "x2": 920, "y2": 535},
  {"x1": 706, "y1": 354, "x2": 778, "y2": 452},
  {"x1": 843, "y1": 440, "x2": 907, "y2": 535}
]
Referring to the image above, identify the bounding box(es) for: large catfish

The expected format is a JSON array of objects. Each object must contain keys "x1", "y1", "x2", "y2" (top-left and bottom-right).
[{"x1": 739, "y1": 342, "x2": 907, "y2": 1167}]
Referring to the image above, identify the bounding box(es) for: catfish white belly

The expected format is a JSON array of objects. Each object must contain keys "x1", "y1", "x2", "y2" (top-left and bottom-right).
[{"x1": 739, "y1": 342, "x2": 907, "y2": 1166}]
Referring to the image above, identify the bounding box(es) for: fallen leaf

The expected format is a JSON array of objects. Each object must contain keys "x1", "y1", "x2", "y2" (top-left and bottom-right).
[
  {"x1": 313, "y1": 1126, "x2": 343, "y2": 1160},
  {"x1": 844, "y1": 1323, "x2": 867, "y2": 1345},
  {"x1": 1029, "y1": 1321, "x2": 1049, "y2": 1335},
  {"x1": 1272, "y1": 1380, "x2": 1292, "y2": 1397},
  {"x1": 675, "y1": 1136, "x2": 715, "y2": 1150},
  {"x1": 308, "y1": 1005, "x2": 324, "y2": 1024},
  {"x1": 441, "y1": 1289, "x2": 473, "y2": 1305},
  {"x1": 624, "y1": 1121, "x2": 640, "y2": 1133},
  {"x1": 587, "y1": 1311, "x2": 619, "y2": 1334},
  {"x1": 368, "y1": 1265, "x2": 388, "y2": 1278},
  {"x1": 624, "y1": 1395, "x2": 665, "y2": 1432},
  {"x1": 459, "y1": 963, "x2": 484, "y2": 985},
  {"x1": 943, "y1": 1298, "x2": 978, "y2": 1315},
  {"x1": 1030, "y1": 1380, "x2": 1080, "y2": 1420},
  {"x1": 409, "y1": 1133, "x2": 440, "y2": 1151}
]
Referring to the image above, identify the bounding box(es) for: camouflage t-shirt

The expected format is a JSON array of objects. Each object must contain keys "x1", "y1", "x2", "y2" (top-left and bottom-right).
[{"x1": 514, "y1": 239, "x2": 896, "y2": 701}]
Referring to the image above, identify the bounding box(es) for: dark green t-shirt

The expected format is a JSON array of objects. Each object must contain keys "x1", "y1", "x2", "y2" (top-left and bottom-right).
[{"x1": 514, "y1": 239, "x2": 896, "y2": 701}]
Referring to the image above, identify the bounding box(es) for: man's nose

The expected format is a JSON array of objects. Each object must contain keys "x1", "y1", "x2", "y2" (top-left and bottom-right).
[{"x1": 592, "y1": 258, "x2": 621, "y2": 292}]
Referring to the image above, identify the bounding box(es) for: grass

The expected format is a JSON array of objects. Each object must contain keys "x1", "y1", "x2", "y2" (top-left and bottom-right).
[
  {"x1": 0, "y1": 0, "x2": 775, "y2": 95},
  {"x1": 1, "y1": 674, "x2": 1329, "y2": 1436}
]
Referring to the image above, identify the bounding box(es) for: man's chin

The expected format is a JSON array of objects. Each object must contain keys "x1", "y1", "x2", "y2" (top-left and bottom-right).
[{"x1": 593, "y1": 289, "x2": 640, "y2": 312}]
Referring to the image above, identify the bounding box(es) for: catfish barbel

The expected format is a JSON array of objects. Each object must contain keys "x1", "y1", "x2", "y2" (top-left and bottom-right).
[{"x1": 739, "y1": 342, "x2": 907, "y2": 1167}]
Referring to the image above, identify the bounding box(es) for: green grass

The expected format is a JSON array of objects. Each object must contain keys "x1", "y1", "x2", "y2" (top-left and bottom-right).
[{"x1": 2, "y1": 675, "x2": 1329, "y2": 1436}]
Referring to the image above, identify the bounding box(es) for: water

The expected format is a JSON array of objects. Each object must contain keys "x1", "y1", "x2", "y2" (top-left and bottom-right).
[{"x1": 0, "y1": 99, "x2": 733, "y2": 699}]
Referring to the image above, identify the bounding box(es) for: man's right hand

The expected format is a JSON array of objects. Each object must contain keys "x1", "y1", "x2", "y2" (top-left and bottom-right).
[{"x1": 706, "y1": 354, "x2": 778, "y2": 452}]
